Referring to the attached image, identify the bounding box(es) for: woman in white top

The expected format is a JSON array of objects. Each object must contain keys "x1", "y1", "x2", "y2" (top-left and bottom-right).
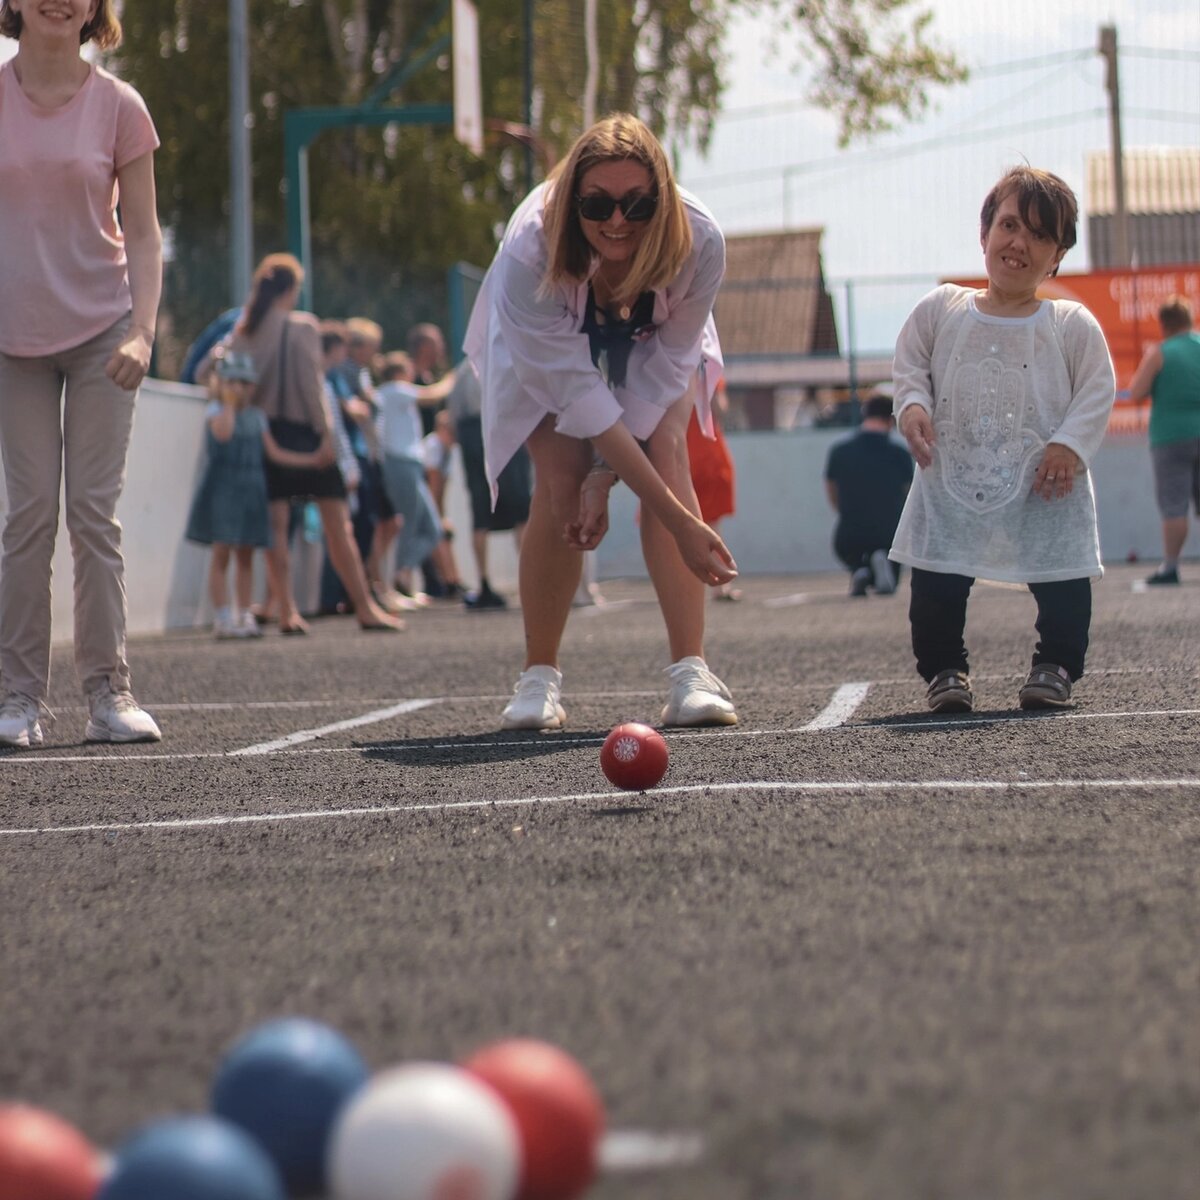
[
  {"x1": 891, "y1": 167, "x2": 1116, "y2": 714},
  {"x1": 466, "y1": 114, "x2": 738, "y2": 731}
]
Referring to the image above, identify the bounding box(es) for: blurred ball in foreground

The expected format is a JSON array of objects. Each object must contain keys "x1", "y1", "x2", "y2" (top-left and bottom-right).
[
  {"x1": 0, "y1": 1103, "x2": 102, "y2": 1200},
  {"x1": 329, "y1": 1063, "x2": 519, "y2": 1200},
  {"x1": 463, "y1": 1038, "x2": 604, "y2": 1200},
  {"x1": 98, "y1": 1115, "x2": 284, "y2": 1200},
  {"x1": 211, "y1": 1016, "x2": 369, "y2": 1195}
]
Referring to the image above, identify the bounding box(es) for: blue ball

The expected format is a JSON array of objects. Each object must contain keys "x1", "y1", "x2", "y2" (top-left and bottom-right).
[
  {"x1": 98, "y1": 1115, "x2": 285, "y2": 1200},
  {"x1": 211, "y1": 1017, "x2": 370, "y2": 1195}
]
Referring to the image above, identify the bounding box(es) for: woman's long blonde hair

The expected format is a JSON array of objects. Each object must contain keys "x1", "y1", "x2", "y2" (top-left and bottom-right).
[{"x1": 542, "y1": 114, "x2": 692, "y2": 306}]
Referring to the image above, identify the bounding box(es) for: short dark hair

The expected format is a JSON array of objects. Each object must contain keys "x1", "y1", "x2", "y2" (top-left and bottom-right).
[
  {"x1": 862, "y1": 394, "x2": 894, "y2": 422},
  {"x1": 1159, "y1": 295, "x2": 1193, "y2": 336},
  {"x1": 980, "y1": 167, "x2": 1078, "y2": 268}
]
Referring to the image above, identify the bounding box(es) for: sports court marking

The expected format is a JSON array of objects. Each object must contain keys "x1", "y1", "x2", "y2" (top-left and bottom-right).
[
  {"x1": 228, "y1": 698, "x2": 441, "y2": 756},
  {"x1": 4, "y1": 776, "x2": 1200, "y2": 837},
  {"x1": 600, "y1": 1129, "x2": 705, "y2": 1170},
  {"x1": 761, "y1": 592, "x2": 813, "y2": 608},
  {"x1": 803, "y1": 682, "x2": 871, "y2": 729}
]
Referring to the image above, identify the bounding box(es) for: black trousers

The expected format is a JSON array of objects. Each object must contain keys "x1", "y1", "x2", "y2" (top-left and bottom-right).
[{"x1": 909, "y1": 568, "x2": 1091, "y2": 683}]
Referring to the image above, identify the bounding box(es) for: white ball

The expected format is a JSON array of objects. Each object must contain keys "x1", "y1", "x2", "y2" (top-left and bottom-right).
[{"x1": 329, "y1": 1063, "x2": 520, "y2": 1200}]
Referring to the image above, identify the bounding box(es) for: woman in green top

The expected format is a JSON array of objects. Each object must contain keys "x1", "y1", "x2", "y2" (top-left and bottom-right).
[{"x1": 1128, "y1": 295, "x2": 1200, "y2": 585}]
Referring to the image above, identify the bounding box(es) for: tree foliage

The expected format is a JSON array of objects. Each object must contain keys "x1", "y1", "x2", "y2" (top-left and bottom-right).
[{"x1": 104, "y1": 0, "x2": 963, "y2": 374}]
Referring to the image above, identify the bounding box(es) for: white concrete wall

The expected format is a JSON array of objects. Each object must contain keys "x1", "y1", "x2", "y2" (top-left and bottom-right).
[{"x1": 1, "y1": 380, "x2": 1192, "y2": 644}]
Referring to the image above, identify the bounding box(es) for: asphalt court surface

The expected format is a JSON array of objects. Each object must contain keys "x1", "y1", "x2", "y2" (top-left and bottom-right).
[{"x1": 2, "y1": 565, "x2": 1198, "y2": 1199}]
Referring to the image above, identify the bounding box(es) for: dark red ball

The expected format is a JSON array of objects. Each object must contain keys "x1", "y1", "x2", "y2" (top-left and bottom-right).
[{"x1": 599, "y1": 722, "x2": 669, "y2": 791}]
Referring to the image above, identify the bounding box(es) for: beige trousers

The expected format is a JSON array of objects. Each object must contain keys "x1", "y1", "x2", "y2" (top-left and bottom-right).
[{"x1": 0, "y1": 316, "x2": 136, "y2": 701}]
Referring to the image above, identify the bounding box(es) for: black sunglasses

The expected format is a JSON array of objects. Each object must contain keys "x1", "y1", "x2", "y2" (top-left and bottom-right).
[{"x1": 575, "y1": 191, "x2": 658, "y2": 223}]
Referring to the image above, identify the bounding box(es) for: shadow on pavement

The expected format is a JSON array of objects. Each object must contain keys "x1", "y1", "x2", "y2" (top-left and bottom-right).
[{"x1": 358, "y1": 728, "x2": 613, "y2": 766}]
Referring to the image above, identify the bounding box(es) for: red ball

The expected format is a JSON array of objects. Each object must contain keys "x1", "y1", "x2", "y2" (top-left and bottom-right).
[
  {"x1": 600, "y1": 722, "x2": 669, "y2": 791},
  {"x1": 0, "y1": 1104, "x2": 103, "y2": 1200},
  {"x1": 462, "y1": 1039, "x2": 605, "y2": 1200}
]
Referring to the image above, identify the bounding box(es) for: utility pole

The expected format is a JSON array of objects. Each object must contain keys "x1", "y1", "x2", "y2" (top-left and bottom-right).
[
  {"x1": 523, "y1": 0, "x2": 535, "y2": 192},
  {"x1": 1098, "y1": 24, "x2": 1131, "y2": 269},
  {"x1": 229, "y1": 0, "x2": 254, "y2": 305}
]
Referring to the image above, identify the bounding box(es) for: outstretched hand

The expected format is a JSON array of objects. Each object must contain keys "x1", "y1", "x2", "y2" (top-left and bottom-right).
[
  {"x1": 899, "y1": 404, "x2": 936, "y2": 469},
  {"x1": 675, "y1": 517, "x2": 738, "y2": 586}
]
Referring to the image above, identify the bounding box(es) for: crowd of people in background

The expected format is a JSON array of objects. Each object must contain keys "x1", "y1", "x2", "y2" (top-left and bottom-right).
[{"x1": 182, "y1": 252, "x2": 533, "y2": 640}]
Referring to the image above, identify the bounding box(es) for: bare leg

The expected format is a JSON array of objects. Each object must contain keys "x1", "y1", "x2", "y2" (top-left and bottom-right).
[
  {"x1": 233, "y1": 546, "x2": 255, "y2": 611},
  {"x1": 266, "y1": 500, "x2": 304, "y2": 631},
  {"x1": 208, "y1": 544, "x2": 231, "y2": 611},
  {"x1": 317, "y1": 498, "x2": 404, "y2": 629},
  {"x1": 520, "y1": 418, "x2": 591, "y2": 668},
  {"x1": 642, "y1": 390, "x2": 707, "y2": 663},
  {"x1": 369, "y1": 515, "x2": 402, "y2": 592}
]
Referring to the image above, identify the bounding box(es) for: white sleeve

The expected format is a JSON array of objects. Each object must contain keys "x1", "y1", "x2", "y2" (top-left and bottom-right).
[
  {"x1": 492, "y1": 252, "x2": 623, "y2": 440},
  {"x1": 892, "y1": 287, "x2": 946, "y2": 419},
  {"x1": 1048, "y1": 305, "x2": 1116, "y2": 466}
]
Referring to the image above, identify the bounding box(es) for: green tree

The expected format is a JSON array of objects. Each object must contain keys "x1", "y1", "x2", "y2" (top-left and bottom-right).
[{"x1": 105, "y1": 0, "x2": 963, "y2": 374}]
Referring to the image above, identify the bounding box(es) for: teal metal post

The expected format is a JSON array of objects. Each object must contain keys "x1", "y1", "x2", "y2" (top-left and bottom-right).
[{"x1": 284, "y1": 104, "x2": 453, "y2": 310}]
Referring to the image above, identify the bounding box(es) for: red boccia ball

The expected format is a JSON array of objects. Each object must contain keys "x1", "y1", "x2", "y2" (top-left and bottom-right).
[
  {"x1": 600, "y1": 722, "x2": 669, "y2": 791},
  {"x1": 0, "y1": 1104, "x2": 103, "y2": 1200},
  {"x1": 462, "y1": 1039, "x2": 605, "y2": 1200}
]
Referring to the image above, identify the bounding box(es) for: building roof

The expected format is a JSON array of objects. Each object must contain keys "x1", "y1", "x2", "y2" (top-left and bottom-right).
[
  {"x1": 1087, "y1": 148, "x2": 1200, "y2": 215},
  {"x1": 714, "y1": 228, "x2": 840, "y2": 358}
]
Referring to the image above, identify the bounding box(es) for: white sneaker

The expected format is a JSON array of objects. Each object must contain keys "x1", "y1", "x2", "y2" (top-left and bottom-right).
[
  {"x1": 661, "y1": 656, "x2": 738, "y2": 727},
  {"x1": 500, "y1": 666, "x2": 566, "y2": 731},
  {"x1": 870, "y1": 549, "x2": 896, "y2": 595},
  {"x1": 237, "y1": 609, "x2": 263, "y2": 638},
  {"x1": 86, "y1": 687, "x2": 162, "y2": 743},
  {"x1": 213, "y1": 607, "x2": 241, "y2": 639},
  {"x1": 0, "y1": 692, "x2": 45, "y2": 748}
]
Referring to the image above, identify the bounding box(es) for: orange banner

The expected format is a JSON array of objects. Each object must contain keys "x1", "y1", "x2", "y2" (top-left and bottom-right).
[{"x1": 946, "y1": 264, "x2": 1200, "y2": 432}]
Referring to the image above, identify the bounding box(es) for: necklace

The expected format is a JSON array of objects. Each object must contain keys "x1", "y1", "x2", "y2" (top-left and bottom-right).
[{"x1": 594, "y1": 264, "x2": 632, "y2": 320}]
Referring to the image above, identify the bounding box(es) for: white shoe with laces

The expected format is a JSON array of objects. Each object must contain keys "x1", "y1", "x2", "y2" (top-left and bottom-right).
[
  {"x1": 86, "y1": 687, "x2": 162, "y2": 743},
  {"x1": 661, "y1": 656, "x2": 738, "y2": 727},
  {"x1": 0, "y1": 692, "x2": 45, "y2": 748},
  {"x1": 500, "y1": 665, "x2": 566, "y2": 731},
  {"x1": 237, "y1": 609, "x2": 264, "y2": 638}
]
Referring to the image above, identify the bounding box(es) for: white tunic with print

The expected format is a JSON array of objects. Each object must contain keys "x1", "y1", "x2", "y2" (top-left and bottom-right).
[
  {"x1": 890, "y1": 285, "x2": 1115, "y2": 583},
  {"x1": 464, "y1": 182, "x2": 725, "y2": 500}
]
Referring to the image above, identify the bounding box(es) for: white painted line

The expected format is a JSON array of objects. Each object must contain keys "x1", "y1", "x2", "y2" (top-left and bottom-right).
[
  {"x1": 230, "y1": 698, "x2": 442, "y2": 756},
  {"x1": 803, "y1": 682, "x2": 871, "y2": 730},
  {"x1": 600, "y1": 1130, "x2": 705, "y2": 1171},
  {"x1": 868, "y1": 706, "x2": 1200, "y2": 732},
  {"x1": 5, "y1": 777, "x2": 1200, "y2": 836},
  {"x1": 762, "y1": 592, "x2": 812, "y2": 608},
  {"x1": 576, "y1": 599, "x2": 642, "y2": 617}
]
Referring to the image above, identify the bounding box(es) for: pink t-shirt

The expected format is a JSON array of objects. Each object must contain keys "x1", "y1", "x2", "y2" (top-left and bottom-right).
[{"x1": 0, "y1": 62, "x2": 159, "y2": 356}]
